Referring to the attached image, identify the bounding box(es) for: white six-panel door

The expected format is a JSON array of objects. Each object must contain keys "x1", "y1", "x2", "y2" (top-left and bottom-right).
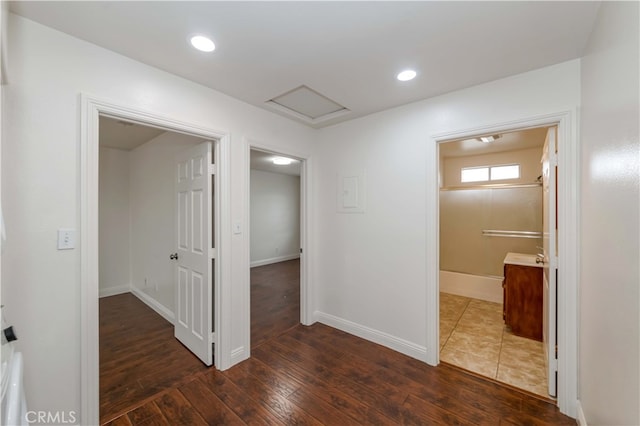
[
  {"x1": 174, "y1": 142, "x2": 213, "y2": 366},
  {"x1": 542, "y1": 127, "x2": 558, "y2": 397}
]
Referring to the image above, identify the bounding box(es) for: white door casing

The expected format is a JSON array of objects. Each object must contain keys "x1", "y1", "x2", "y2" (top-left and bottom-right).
[
  {"x1": 542, "y1": 127, "x2": 558, "y2": 397},
  {"x1": 174, "y1": 141, "x2": 214, "y2": 366}
]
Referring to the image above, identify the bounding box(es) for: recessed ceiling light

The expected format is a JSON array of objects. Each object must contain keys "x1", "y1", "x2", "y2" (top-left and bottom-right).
[
  {"x1": 397, "y1": 70, "x2": 417, "y2": 82},
  {"x1": 479, "y1": 135, "x2": 501, "y2": 143},
  {"x1": 273, "y1": 157, "x2": 293, "y2": 165},
  {"x1": 190, "y1": 35, "x2": 215, "y2": 52}
]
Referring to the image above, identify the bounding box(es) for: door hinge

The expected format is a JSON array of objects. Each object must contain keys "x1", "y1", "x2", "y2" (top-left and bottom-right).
[
  {"x1": 208, "y1": 164, "x2": 216, "y2": 175},
  {"x1": 209, "y1": 248, "x2": 217, "y2": 259},
  {"x1": 300, "y1": 248, "x2": 303, "y2": 254}
]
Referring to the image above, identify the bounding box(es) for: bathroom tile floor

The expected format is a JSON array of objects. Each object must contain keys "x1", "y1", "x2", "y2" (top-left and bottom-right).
[{"x1": 440, "y1": 292, "x2": 551, "y2": 399}]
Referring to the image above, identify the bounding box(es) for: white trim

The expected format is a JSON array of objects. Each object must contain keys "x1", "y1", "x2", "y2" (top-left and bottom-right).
[
  {"x1": 576, "y1": 401, "x2": 587, "y2": 426},
  {"x1": 80, "y1": 94, "x2": 232, "y2": 426},
  {"x1": 316, "y1": 311, "x2": 427, "y2": 361},
  {"x1": 428, "y1": 110, "x2": 579, "y2": 418},
  {"x1": 250, "y1": 254, "x2": 300, "y2": 268},
  {"x1": 130, "y1": 288, "x2": 175, "y2": 324},
  {"x1": 98, "y1": 285, "x2": 130, "y2": 298},
  {"x1": 230, "y1": 346, "x2": 246, "y2": 365}
]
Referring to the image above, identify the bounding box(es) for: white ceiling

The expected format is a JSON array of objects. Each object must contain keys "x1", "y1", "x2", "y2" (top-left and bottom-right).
[
  {"x1": 250, "y1": 150, "x2": 301, "y2": 177},
  {"x1": 440, "y1": 127, "x2": 548, "y2": 158},
  {"x1": 10, "y1": 1, "x2": 600, "y2": 128},
  {"x1": 99, "y1": 116, "x2": 165, "y2": 151}
]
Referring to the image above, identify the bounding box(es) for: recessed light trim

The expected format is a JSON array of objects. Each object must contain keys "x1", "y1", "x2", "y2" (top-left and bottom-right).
[
  {"x1": 479, "y1": 135, "x2": 501, "y2": 143},
  {"x1": 397, "y1": 70, "x2": 417, "y2": 81},
  {"x1": 190, "y1": 35, "x2": 215, "y2": 52},
  {"x1": 273, "y1": 157, "x2": 293, "y2": 166}
]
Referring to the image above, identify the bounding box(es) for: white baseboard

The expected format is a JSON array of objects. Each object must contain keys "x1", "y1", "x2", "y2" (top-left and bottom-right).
[
  {"x1": 99, "y1": 285, "x2": 130, "y2": 298},
  {"x1": 250, "y1": 254, "x2": 300, "y2": 268},
  {"x1": 230, "y1": 346, "x2": 247, "y2": 365},
  {"x1": 440, "y1": 270, "x2": 503, "y2": 304},
  {"x1": 130, "y1": 287, "x2": 175, "y2": 324},
  {"x1": 576, "y1": 401, "x2": 587, "y2": 426},
  {"x1": 315, "y1": 311, "x2": 427, "y2": 362}
]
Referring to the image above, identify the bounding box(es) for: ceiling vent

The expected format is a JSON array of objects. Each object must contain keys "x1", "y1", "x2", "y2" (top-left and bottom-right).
[{"x1": 265, "y1": 85, "x2": 350, "y2": 127}]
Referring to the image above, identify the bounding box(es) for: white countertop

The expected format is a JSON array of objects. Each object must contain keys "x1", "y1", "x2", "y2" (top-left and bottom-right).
[{"x1": 503, "y1": 252, "x2": 543, "y2": 268}]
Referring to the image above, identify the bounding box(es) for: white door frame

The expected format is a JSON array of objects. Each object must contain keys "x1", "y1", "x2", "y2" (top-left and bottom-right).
[
  {"x1": 243, "y1": 140, "x2": 314, "y2": 354},
  {"x1": 427, "y1": 110, "x2": 579, "y2": 418},
  {"x1": 79, "y1": 94, "x2": 232, "y2": 426}
]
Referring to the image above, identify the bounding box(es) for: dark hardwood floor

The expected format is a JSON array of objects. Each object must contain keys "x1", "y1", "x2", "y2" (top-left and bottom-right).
[
  {"x1": 99, "y1": 293, "x2": 209, "y2": 423},
  {"x1": 101, "y1": 261, "x2": 574, "y2": 425},
  {"x1": 250, "y1": 259, "x2": 301, "y2": 348}
]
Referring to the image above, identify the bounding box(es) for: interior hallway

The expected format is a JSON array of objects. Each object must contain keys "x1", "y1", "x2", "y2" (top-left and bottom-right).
[{"x1": 440, "y1": 292, "x2": 549, "y2": 398}]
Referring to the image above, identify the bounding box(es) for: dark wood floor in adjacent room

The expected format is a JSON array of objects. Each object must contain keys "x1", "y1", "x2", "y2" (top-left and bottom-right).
[
  {"x1": 101, "y1": 261, "x2": 574, "y2": 425},
  {"x1": 250, "y1": 258, "x2": 301, "y2": 348}
]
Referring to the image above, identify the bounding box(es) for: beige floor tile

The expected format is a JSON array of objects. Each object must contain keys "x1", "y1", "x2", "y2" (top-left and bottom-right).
[
  {"x1": 444, "y1": 330, "x2": 501, "y2": 362},
  {"x1": 439, "y1": 293, "x2": 548, "y2": 398},
  {"x1": 497, "y1": 363, "x2": 549, "y2": 397},
  {"x1": 455, "y1": 321, "x2": 505, "y2": 342},
  {"x1": 500, "y1": 345, "x2": 546, "y2": 370},
  {"x1": 441, "y1": 346, "x2": 498, "y2": 378},
  {"x1": 467, "y1": 299, "x2": 503, "y2": 315}
]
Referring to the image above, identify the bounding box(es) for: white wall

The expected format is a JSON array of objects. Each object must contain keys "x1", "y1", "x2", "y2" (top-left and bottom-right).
[
  {"x1": 2, "y1": 13, "x2": 315, "y2": 418},
  {"x1": 129, "y1": 131, "x2": 202, "y2": 313},
  {"x1": 579, "y1": 2, "x2": 639, "y2": 425},
  {"x1": 314, "y1": 60, "x2": 580, "y2": 360},
  {"x1": 99, "y1": 146, "x2": 131, "y2": 297},
  {"x1": 250, "y1": 169, "x2": 300, "y2": 266}
]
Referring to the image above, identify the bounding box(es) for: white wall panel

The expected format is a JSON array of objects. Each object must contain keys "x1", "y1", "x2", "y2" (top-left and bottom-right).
[
  {"x1": 579, "y1": 2, "x2": 640, "y2": 424},
  {"x1": 98, "y1": 146, "x2": 130, "y2": 295},
  {"x1": 250, "y1": 169, "x2": 300, "y2": 265}
]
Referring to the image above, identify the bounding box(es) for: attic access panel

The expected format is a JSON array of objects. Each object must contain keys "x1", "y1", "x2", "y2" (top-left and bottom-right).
[{"x1": 266, "y1": 85, "x2": 349, "y2": 122}]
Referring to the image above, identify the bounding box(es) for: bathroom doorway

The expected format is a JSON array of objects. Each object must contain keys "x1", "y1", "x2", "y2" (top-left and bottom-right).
[{"x1": 437, "y1": 126, "x2": 557, "y2": 399}]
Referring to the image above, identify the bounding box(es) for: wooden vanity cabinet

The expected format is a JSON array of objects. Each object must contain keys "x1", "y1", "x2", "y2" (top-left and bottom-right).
[{"x1": 502, "y1": 263, "x2": 543, "y2": 341}]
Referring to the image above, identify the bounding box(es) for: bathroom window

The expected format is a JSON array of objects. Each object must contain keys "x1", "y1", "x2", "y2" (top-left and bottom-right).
[{"x1": 461, "y1": 164, "x2": 520, "y2": 183}]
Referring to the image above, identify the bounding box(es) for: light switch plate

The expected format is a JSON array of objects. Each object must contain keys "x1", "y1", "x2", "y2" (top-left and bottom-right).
[
  {"x1": 233, "y1": 222, "x2": 242, "y2": 234},
  {"x1": 57, "y1": 228, "x2": 76, "y2": 250}
]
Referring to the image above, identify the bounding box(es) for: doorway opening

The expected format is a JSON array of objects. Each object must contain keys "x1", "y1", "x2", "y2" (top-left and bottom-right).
[
  {"x1": 437, "y1": 126, "x2": 558, "y2": 400},
  {"x1": 80, "y1": 95, "x2": 231, "y2": 425},
  {"x1": 249, "y1": 148, "x2": 304, "y2": 350},
  {"x1": 97, "y1": 116, "x2": 220, "y2": 422}
]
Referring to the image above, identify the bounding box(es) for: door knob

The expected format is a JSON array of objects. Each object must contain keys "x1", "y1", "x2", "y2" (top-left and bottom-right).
[{"x1": 169, "y1": 253, "x2": 179, "y2": 260}]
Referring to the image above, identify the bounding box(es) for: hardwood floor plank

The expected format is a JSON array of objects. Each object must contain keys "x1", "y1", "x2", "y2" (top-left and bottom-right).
[
  {"x1": 153, "y1": 389, "x2": 207, "y2": 426},
  {"x1": 125, "y1": 401, "x2": 169, "y2": 426},
  {"x1": 103, "y1": 415, "x2": 132, "y2": 426},
  {"x1": 223, "y1": 364, "x2": 324, "y2": 426},
  {"x1": 403, "y1": 393, "x2": 483, "y2": 425},
  {"x1": 198, "y1": 370, "x2": 284, "y2": 426},
  {"x1": 250, "y1": 352, "x2": 395, "y2": 425},
  {"x1": 230, "y1": 358, "x2": 301, "y2": 399},
  {"x1": 285, "y1": 388, "x2": 362, "y2": 426},
  {"x1": 251, "y1": 343, "x2": 426, "y2": 425},
  {"x1": 178, "y1": 379, "x2": 245, "y2": 425}
]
